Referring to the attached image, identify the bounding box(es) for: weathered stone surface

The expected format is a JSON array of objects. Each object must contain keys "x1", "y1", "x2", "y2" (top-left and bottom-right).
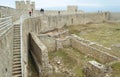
[
  {"x1": 0, "y1": 27, "x2": 13, "y2": 77},
  {"x1": 30, "y1": 32, "x2": 52, "y2": 77},
  {"x1": 38, "y1": 35, "x2": 56, "y2": 52},
  {"x1": 83, "y1": 60, "x2": 112, "y2": 77},
  {"x1": 111, "y1": 44, "x2": 120, "y2": 52},
  {"x1": 71, "y1": 34, "x2": 119, "y2": 64}
]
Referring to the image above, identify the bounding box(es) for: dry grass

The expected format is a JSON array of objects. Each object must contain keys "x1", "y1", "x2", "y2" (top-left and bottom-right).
[
  {"x1": 66, "y1": 22, "x2": 120, "y2": 48},
  {"x1": 48, "y1": 47, "x2": 94, "y2": 77}
]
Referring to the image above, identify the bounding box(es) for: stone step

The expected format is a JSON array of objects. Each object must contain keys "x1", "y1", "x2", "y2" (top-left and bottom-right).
[
  {"x1": 13, "y1": 38, "x2": 20, "y2": 39},
  {"x1": 13, "y1": 45, "x2": 20, "y2": 47},
  {"x1": 13, "y1": 59, "x2": 20, "y2": 61},
  {"x1": 13, "y1": 47, "x2": 20, "y2": 49},
  {"x1": 12, "y1": 67, "x2": 21, "y2": 71},
  {"x1": 13, "y1": 55, "x2": 21, "y2": 58},
  {"x1": 12, "y1": 70, "x2": 21, "y2": 75},
  {"x1": 13, "y1": 51, "x2": 20, "y2": 54},
  {"x1": 13, "y1": 39, "x2": 20, "y2": 42},
  {"x1": 14, "y1": 31, "x2": 20, "y2": 33},
  {"x1": 13, "y1": 49, "x2": 20, "y2": 52},
  {"x1": 14, "y1": 29, "x2": 20, "y2": 31},
  {"x1": 13, "y1": 64, "x2": 21, "y2": 68},
  {"x1": 13, "y1": 53, "x2": 20, "y2": 55},
  {"x1": 14, "y1": 32, "x2": 20, "y2": 34},
  {"x1": 13, "y1": 54, "x2": 21, "y2": 57},
  {"x1": 13, "y1": 41, "x2": 20, "y2": 44},
  {"x1": 13, "y1": 61, "x2": 21, "y2": 65},
  {"x1": 12, "y1": 74, "x2": 22, "y2": 77},
  {"x1": 14, "y1": 28, "x2": 20, "y2": 29},
  {"x1": 14, "y1": 26, "x2": 20, "y2": 28},
  {"x1": 14, "y1": 27, "x2": 20, "y2": 29},
  {"x1": 14, "y1": 35, "x2": 20, "y2": 37},
  {"x1": 13, "y1": 41, "x2": 20, "y2": 43},
  {"x1": 13, "y1": 38, "x2": 20, "y2": 40}
]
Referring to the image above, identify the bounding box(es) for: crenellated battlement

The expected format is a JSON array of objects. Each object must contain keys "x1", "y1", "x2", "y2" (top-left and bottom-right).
[{"x1": 15, "y1": 0, "x2": 35, "y2": 11}]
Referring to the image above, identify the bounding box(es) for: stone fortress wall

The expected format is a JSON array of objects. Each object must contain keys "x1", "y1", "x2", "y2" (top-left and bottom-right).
[
  {"x1": 0, "y1": 17, "x2": 13, "y2": 77},
  {"x1": 33, "y1": 12, "x2": 107, "y2": 33},
  {"x1": 0, "y1": 6, "x2": 28, "y2": 21},
  {"x1": 0, "y1": 0, "x2": 120, "y2": 77}
]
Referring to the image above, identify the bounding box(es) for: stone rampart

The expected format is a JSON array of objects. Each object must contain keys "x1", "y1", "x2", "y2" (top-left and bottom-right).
[
  {"x1": 0, "y1": 17, "x2": 13, "y2": 77},
  {"x1": 34, "y1": 12, "x2": 107, "y2": 33},
  {"x1": 0, "y1": 6, "x2": 28, "y2": 21}
]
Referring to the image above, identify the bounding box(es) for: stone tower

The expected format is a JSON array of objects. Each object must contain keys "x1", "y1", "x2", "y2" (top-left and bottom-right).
[
  {"x1": 67, "y1": 5, "x2": 78, "y2": 12},
  {"x1": 15, "y1": 0, "x2": 35, "y2": 11}
]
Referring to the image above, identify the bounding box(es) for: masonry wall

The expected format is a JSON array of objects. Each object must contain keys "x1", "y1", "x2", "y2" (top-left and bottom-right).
[
  {"x1": 71, "y1": 35, "x2": 119, "y2": 64},
  {"x1": 0, "y1": 6, "x2": 28, "y2": 21},
  {"x1": 83, "y1": 61, "x2": 111, "y2": 77},
  {"x1": 0, "y1": 27, "x2": 13, "y2": 77},
  {"x1": 37, "y1": 12, "x2": 107, "y2": 33},
  {"x1": 109, "y1": 12, "x2": 120, "y2": 20},
  {"x1": 21, "y1": 16, "x2": 42, "y2": 77},
  {"x1": 30, "y1": 32, "x2": 50, "y2": 77}
]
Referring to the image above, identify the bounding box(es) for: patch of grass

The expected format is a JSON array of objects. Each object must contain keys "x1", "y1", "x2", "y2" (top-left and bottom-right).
[
  {"x1": 66, "y1": 23, "x2": 120, "y2": 48},
  {"x1": 49, "y1": 47, "x2": 95, "y2": 77},
  {"x1": 74, "y1": 66, "x2": 84, "y2": 77},
  {"x1": 54, "y1": 48, "x2": 77, "y2": 68},
  {"x1": 111, "y1": 62, "x2": 120, "y2": 77}
]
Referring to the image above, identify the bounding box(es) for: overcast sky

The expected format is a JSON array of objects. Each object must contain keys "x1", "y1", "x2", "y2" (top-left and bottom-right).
[{"x1": 0, "y1": 0, "x2": 120, "y2": 12}]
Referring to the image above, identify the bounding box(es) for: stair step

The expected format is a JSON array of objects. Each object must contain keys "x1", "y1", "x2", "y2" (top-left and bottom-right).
[
  {"x1": 13, "y1": 42, "x2": 20, "y2": 45},
  {"x1": 13, "y1": 51, "x2": 20, "y2": 53},
  {"x1": 13, "y1": 64, "x2": 21, "y2": 68},
  {"x1": 13, "y1": 61, "x2": 21, "y2": 65},
  {"x1": 14, "y1": 26, "x2": 20, "y2": 28},
  {"x1": 14, "y1": 38, "x2": 20, "y2": 40},
  {"x1": 13, "y1": 54, "x2": 20, "y2": 56},
  {"x1": 13, "y1": 74, "x2": 22, "y2": 77},
  {"x1": 13, "y1": 49, "x2": 20, "y2": 52},
  {"x1": 12, "y1": 67, "x2": 21, "y2": 71},
  {"x1": 13, "y1": 59, "x2": 20, "y2": 61},
  {"x1": 14, "y1": 32, "x2": 20, "y2": 34},
  {"x1": 13, "y1": 47, "x2": 20, "y2": 49},
  {"x1": 12, "y1": 70, "x2": 21, "y2": 75},
  {"x1": 14, "y1": 29, "x2": 20, "y2": 31},
  {"x1": 13, "y1": 45, "x2": 20, "y2": 47},
  {"x1": 14, "y1": 35, "x2": 20, "y2": 36},
  {"x1": 13, "y1": 40, "x2": 20, "y2": 42},
  {"x1": 13, "y1": 52, "x2": 20, "y2": 55},
  {"x1": 13, "y1": 55, "x2": 21, "y2": 58}
]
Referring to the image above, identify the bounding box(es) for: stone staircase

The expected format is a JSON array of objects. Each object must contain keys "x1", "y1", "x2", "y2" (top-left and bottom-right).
[{"x1": 12, "y1": 24, "x2": 22, "y2": 77}]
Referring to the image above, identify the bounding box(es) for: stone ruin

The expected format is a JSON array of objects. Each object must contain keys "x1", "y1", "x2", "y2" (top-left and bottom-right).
[{"x1": 0, "y1": 0, "x2": 120, "y2": 77}]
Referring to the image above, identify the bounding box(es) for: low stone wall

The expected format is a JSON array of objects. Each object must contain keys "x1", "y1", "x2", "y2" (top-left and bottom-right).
[
  {"x1": 83, "y1": 60, "x2": 111, "y2": 77},
  {"x1": 0, "y1": 27, "x2": 13, "y2": 77},
  {"x1": 30, "y1": 32, "x2": 51, "y2": 77},
  {"x1": 38, "y1": 34, "x2": 71, "y2": 52},
  {"x1": 71, "y1": 34, "x2": 119, "y2": 64},
  {"x1": 38, "y1": 34, "x2": 56, "y2": 52}
]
